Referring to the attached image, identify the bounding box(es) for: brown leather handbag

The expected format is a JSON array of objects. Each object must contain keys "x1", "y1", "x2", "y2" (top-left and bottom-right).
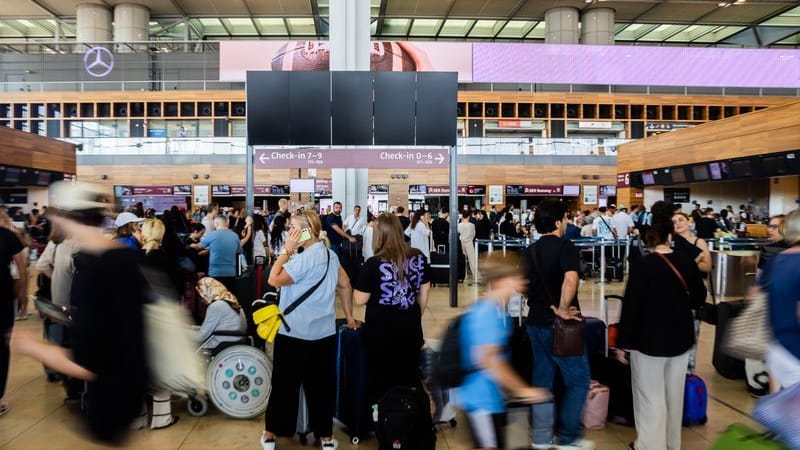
[{"x1": 531, "y1": 244, "x2": 585, "y2": 357}]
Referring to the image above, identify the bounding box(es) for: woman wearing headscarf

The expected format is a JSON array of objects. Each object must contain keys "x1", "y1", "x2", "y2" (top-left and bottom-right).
[{"x1": 193, "y1": 277, "x2": 247, "y2": 350}]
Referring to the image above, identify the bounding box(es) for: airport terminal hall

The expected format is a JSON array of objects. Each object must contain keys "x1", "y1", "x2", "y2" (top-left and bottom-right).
[{"x1": 4, "y1": 0, "x2": 800, "y2": 449}]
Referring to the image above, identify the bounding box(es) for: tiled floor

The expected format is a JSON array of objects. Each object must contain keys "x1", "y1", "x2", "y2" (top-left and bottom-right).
[{"x1": 1, "y1": 278, "x2": 760, "y2": 449}]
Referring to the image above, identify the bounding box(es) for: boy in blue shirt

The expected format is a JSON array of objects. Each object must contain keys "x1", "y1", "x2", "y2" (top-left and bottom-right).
[{"x1": 458, "y1": 252, "x2": 551, "y2": 449}]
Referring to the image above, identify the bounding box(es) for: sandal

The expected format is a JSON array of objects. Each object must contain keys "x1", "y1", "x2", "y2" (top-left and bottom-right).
[
  {"x1": 151, "y1": 415, "x2": 179, "y2": 430},
  {"x1": 0, "y1": 404, "x2": 9, "y2": 417}
]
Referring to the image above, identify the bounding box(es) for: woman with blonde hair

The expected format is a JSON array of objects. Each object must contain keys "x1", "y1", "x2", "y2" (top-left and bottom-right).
[
  {"x1": 135, "y1": 218, "x2": 180, "y2": 430},
  {"x1": 260, "y1": 210, "x2": 357, "y2": 450},
  {"x1": 355, "y1": 213, "x2": 431, "y2": 401}
]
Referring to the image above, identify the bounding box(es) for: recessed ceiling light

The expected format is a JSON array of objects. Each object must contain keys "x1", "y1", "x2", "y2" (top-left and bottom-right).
[{"x1": 718, "y1": 1, "x2": 729, "y2": 6}]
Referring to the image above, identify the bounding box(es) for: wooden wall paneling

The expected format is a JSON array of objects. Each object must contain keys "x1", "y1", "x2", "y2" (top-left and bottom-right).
[
  {"x1": 617, "y1": 100, "x2": 800, "y2": 173},
  {"x1": 0, "y1": 125, "x2": 76, "y2": 173}
]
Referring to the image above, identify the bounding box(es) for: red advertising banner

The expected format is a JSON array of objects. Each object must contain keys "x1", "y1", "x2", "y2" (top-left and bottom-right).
[
  {"x1": 524, "y1": 185, "x2": 562, "y2": 195},
  {"x1": 132, "y1": 186, "x2": 174, "y2": 196},
  {"x1": 617, "y1": 173, "x2": 631, "y2": 188},
  {"x1": 255, "y1": 148, "x2": 449, "y2": 169}
]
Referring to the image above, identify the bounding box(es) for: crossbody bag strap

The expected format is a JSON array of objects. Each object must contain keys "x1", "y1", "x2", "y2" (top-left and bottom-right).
[
  {"x1": 282, "y1": 247, "x2": 331, "y2": 317},
  {"x1": 599, "y1": 216, "x2": 618, "y2": 238},
  {"x1": 654, "y1": 252, "x2": 689, "y2": 295}
]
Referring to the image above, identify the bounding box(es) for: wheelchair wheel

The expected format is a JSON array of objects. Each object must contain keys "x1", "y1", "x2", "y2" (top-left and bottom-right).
[
  {"x1": 207, "y1": 345, "x2": 272, "y2": 419},
  {"x1": 187, "y1": 396, "x2": 208, "y2": 417}
]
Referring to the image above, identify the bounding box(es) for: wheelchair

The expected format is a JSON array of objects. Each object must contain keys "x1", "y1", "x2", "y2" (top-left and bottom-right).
[{"x1": 187, "y1": 330, "x2": 272, "y2": 419}]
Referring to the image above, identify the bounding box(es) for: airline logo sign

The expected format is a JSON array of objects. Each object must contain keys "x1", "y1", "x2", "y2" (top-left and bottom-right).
[{"x1": 255, "y1": 148, "x2": 449, "y2": 169}]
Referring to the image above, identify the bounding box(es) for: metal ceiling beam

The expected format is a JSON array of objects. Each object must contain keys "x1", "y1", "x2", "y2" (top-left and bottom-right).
[
  {"x1": 219, "y1": 18, "x2": 233, "y2": 37},
  {"x1": 404, "y1": 18, "x2": 414, "y2": 38},
  {"x1": 1, "y1": 20, "x2": 29, "y2": 36},
  {"x1": 523, "y1": 20, "x2": 540, "y2": 39},
  {"x1": 507, "y1": 0, "x2": 530, "y2": 19},
  {"x1": 283, "y1": 17, "x2": 291, "y2": 37},
  {"x1": 168, "y1": 0, "x2": 204, "y2": 38},
  {"x1": 492, "y1": 20, "x2": 510, "y2": 40},
  {"x1": 432, "y1": 0, "x2": 459, "y2": 38},
  {"x1": 752, "y1": 3, "x2": 800, "y2": 27},
  {"x1": 661, "y1": 24, "x2": 691, "y2": 42},
  {"x1": 240, "y1": 0, "x2": 262, "y2": 37},
  {"x1": 376, "y1": 0, "x2": 389, "y2": 35},
  {"x1": 309, "y1": 0, "x2": 322, "y2": 36}
]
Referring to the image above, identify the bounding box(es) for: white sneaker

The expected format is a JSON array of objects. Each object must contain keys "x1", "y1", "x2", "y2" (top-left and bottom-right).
[
  {"x1": 554, "y1": 439, "x2": 596, "y2": 450},
  {"x1": 532, "y1": 443, "x2": 553, "y2": 450},
  {"x1": 321, "y1": 437, "x2": 338, "y2": 449},
  {"x1": 260, "y1": 432, "x2": 276, "y2": 450}
]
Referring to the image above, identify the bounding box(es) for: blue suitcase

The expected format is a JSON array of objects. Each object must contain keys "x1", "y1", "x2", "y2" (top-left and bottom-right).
[
  {"x1": 683, "y1": 374, "x2": 708, "y2": 426},
  {"x1": 335, "y1": 323, "x2": 372, "y2": 445}
]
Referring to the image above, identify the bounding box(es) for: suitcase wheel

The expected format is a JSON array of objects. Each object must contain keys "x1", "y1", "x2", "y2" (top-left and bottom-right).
[
  {"x1": 351, "y1": 437, "x2": 360, "y2": 445},
  {"x1": 187, "y1": 396, "x2": 209, "y2": 417},
  {"x1": 449, "y1": 418, "x2": 457, "y2": 428}
]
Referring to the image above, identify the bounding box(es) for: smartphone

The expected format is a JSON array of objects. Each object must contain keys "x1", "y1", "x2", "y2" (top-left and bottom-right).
[{"x1": 297, "y1": 227, "x2": 312, "y2": 244}]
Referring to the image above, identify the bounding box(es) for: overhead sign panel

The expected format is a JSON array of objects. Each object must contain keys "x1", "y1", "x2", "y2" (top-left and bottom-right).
[{"x1": 254, "y1": 148, "x2": 449, "y2": 169}]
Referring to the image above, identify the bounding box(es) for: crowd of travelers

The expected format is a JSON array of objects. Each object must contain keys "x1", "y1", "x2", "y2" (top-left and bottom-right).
[{"x1": 0, "y1": 182, "x2": 797, "y2": 450}]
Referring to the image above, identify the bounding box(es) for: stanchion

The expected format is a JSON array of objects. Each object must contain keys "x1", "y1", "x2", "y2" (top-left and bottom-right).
[
  {"x1": 597, "y1": 239, "x2": 607, "y2": 284},
  {"x1": 473, "y1": 239, "x2": 479, "y2": 284}
]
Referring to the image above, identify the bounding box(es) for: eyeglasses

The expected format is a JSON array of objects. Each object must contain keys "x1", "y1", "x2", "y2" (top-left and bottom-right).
[{"x1": 768, "y1": 224, "x2": 780, "y2": 229}]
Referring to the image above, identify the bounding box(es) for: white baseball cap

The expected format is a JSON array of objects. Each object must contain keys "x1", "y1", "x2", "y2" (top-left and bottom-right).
[
  {"x1": 114, "y1": 212, "x2": 145, "y2": 227},
  {"x1": 49, "y1": 181, "x2": 110, "y2": 211}
]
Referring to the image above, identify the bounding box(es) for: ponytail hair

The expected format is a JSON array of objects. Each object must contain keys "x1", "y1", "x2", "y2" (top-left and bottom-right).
[{"x1": 141, "y1": 218, "x2": 165, "y2": 253}]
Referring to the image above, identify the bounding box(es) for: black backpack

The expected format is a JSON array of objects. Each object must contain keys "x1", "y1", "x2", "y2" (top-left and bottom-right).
[
  {"x1": 432, "y1": 315, "x2": 470, "y2": 389},
  {"x1": 375, "y1": 386, "x2": 436, "y2": 450}
]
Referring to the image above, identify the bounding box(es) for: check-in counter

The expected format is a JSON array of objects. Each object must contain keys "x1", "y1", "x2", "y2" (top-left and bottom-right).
[{"x1": 712, "y1": 250, "x2": 759, "y2": 297}]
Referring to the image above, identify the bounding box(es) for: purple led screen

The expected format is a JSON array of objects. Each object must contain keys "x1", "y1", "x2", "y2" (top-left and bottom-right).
[{"x1": 472, "y1": 43, "x2": 800, "y2": 88}]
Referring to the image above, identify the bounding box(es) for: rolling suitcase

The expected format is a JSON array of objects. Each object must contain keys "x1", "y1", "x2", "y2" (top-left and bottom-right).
[
  {"x1": 429, "y1": 246, "x2": 466, "y2": 286},
  {"x1": 683, "y1": 373, "x2": 708, "y2": 426},
  {"x1": 713, "y1": 300, "x2": 747, "y2": 379},
  {"x1": 335, "y1": 323, "x2": 372, "y2": 445},
  {"x1": 605, "y1": 258, "x2": 624, "y2": 282},
  {"x1": 296, "y1": 386, "x2": 313, "y2": 445},
  {"x1": 228, "y1": 270, "x2": 264, "y2": 348},
  {"x1": 375, "y1": 386, "x2": 436, "y2": 450},
  {"x1": 589, "y1": 295, "x2": 634, "y2": 426},
  {"x1": 339, "y1": 236, "x2": 363, "y2": 286}
]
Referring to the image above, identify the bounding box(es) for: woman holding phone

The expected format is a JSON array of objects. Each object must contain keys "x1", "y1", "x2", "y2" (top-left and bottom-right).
[{"x1": 260, "y1": 210, "x2": 357, "y2": 450}]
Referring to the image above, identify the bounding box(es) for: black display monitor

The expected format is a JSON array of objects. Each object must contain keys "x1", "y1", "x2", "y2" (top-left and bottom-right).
[
  {"x1": 506, "y1": 185, "x2": 525, "y2": 195},
  {"x1": 708, "y1": 162, "x2": 730, "y2": 180},
  {"x1": 671, "y1": 167, "x2": 687, "y2": 184},
  {"x1": 691, "y1": 165, "x2": 710, "y2": 182},
  {"x1": 730, "y1": 158, "x2": 755, "y2": 178},
  {"x1": 409, "y1": 184, "x2": 428, "y2": 195},
  {"x1": 653, "y1": 169, "x2": 672, "y2": 186},
  {"x1": 629, "y1": 172, "x2": 644, "y2": 188},
  {"x1": 761, "y1": 153, "x2": 798, "y2": 176}
]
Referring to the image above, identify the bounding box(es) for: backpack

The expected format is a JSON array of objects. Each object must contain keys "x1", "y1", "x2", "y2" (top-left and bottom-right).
[
  {"x1": 432, "y1": 315, "x2": 470, "y2": 389},
  {"x1": 375, "y1": 386, "x2": 436, "y2": 450}
]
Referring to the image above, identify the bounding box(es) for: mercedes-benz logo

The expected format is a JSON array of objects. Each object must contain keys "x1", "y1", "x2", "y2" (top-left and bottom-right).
[{"x1": 83, "y1": 46, "x2": 114, "y2": 78}]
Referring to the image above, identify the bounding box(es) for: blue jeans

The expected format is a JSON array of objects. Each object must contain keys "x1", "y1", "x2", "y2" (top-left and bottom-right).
[{"x1": 528, "y1": 325, "x2": 591, "y2": 446}]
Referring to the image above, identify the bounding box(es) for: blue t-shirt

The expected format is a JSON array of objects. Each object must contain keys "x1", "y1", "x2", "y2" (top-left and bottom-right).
[
  {"x1": 279, "y1": 242, "x2": 340, "y2": 341},
  {"x1": 200, "y1": 229, "x2": 241, "y2": 278},
  {"x1": 766, "y1": 253, "x2": 800, "y2": 360},
  {"x1": 116, "y1": 235, "x2": 140, "y2": 250},
  {"x1": 457, "y1": 298, "x2": 510, "y2": 414}
]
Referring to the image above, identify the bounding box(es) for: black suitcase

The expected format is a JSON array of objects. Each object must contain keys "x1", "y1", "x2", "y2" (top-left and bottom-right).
[
  {"x1": 590, "y1": 354, "x2": 634, "y2": 426},
  {"x1": 339, "y1": 237, "x2": 363, "y2": 286},
  {"x1": 335, "y1": 323, "x2": 372, "y2": 445},
  {"x1": 227, "y1": 271, "x2": 265, "y2": 348},
  {"x1": 605, "y1": 258, "x2": 624, "y2": 282},
  {"x1": 375, "y1": 386, "x2": 436, "y2": 450},
  {"x1": 713, "y1": 300, "x2": 746, "y2": 380},
  {"x1": 584, "y1": 316, "x2": 607, "y2": 356},
  {"x1": 429, "y1": 248, "x2": 466, "y2": 286}
]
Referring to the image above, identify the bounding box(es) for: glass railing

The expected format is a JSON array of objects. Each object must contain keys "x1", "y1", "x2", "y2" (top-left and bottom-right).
[
  {"x1": 458, "y1": 137, "x2": 629, "y2": 156},
  {"x1": 70, "y1": 136, "x2": 630, "y2": 156}
]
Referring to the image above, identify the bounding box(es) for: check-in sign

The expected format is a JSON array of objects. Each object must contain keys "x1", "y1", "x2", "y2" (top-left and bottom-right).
[{"x1": 254, "y1": 148, "x2": 449, "y2": 169}]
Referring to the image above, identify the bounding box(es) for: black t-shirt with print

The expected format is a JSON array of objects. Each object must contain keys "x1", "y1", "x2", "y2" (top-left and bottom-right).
[
  {"x1": 522, "y1": 235, "x2": 581, "y2": 327},
  {"x1": 356, "y1": 252, "x2": 430, "y2": 346}
]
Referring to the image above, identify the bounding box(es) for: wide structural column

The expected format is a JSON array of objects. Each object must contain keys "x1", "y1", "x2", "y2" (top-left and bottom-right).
[
  {"x1": 114, "y1": 3, "x2": 150, "y2": 52},
  {"x1": 769, "y1": 176, "x2": 800, "y2": 216},
  {"x1": 76, "y1": 3, "x2": 111, "y2": 48},
  {"x1": 582, "y1": 7, "x2": 615, "y2": 45},
  {"x1": 330, "y1": 0, "x2": 370, "y2": 212},
  {"x1": 545, "y1": 7, "x2": 579, "y2": 45}
]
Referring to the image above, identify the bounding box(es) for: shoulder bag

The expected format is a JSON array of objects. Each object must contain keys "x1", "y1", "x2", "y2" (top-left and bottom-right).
[
  {"x1": 656, "y1": 251, "x2": 717, "y2": 324},
  {"x1": 252, "y1": 248, "x2": 330, "y2": 343},
  {"x1": 531, "y1": 243, "x2": 585, "y2": 357}
]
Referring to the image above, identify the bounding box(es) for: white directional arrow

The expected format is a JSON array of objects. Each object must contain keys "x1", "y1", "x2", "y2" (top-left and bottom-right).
[
  {"x1": 435, "y1": 154, "x2": 445, "y2": 165},
  {"x1": 259, "y1": 153, "x2": 269, "y2": 164}
]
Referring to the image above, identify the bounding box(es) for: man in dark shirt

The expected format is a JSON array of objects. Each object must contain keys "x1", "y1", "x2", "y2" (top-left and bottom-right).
[
  {"x1": 694, "y1": 208, "x2": 719, "y2": 240},
  {"x1": 324, "y1": 201, "x2": 355, "y2": 255},
  {"x1": 474, "y1": 210, "x2": 492, "y2": 253},
  {"x1": 396, "y1": 206, "x2": 411, "y2": 242},
  {"x1": 521, "y1": 200, "x2": 591, "y2": 450},
  {"x1": 431, "y1": 209, "x2": 450, "y2": 251},
  {"x1": 0, "y1": 225, "x2": 25, "y2": 412}
]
